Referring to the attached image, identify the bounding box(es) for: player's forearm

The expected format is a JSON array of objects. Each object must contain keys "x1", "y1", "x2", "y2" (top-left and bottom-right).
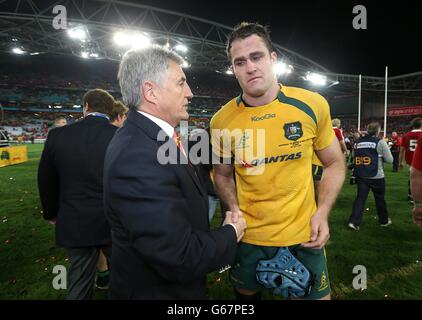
[
  {"x1": 410, "y1": 168, "x2": 422, "y2": 202},
  {"x1": 317, "y1": 159, "x2": 346, "y2": 219},
  {"x1": 214, "y1": 173, "x2": 239, "y2": 211}
]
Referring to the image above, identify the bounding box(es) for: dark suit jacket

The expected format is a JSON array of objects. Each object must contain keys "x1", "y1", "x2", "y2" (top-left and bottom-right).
[
  {"x1": 188, "y1": 128, "x2": 217, "y2": 197},
  {"x1": 38, "y1": 115, "x2": 117, "y2": 248},
  {"x1": 103, "y1": 110, "x2": 237, "y2": 299}
]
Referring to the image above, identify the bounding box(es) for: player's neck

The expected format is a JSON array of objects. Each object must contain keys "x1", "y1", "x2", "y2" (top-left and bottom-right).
[{"x1": 242, "y1": 82, "x2": 280, "y2": 107}]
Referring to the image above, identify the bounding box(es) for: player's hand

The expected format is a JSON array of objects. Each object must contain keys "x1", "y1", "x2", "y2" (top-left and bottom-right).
[
  {"x1": 412, "y1": 207, "x2": 422, "y2": 227},
  {"x1": 301, "y1": 212, "x2": 330, "y2": 249},
  {"x1": 223, "y1": 211, "x2": 247, "y2": 242},
  {"x1": 229, "y1": 208, "x2": 243, "y2": 223}
]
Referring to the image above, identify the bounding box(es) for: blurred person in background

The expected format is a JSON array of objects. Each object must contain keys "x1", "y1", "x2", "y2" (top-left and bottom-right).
[
  {"x1": 52, "y1": 116, "x2": 67, "y2": 129},
  {"x1": 38, "y1": 89, "x2": 117, "y2": 299},
  {"x1": 389, "y1": 131, "x2": 401, "y2": 172},
  {"x1": 110, "y1": 101, "x2": 129, "y2": 128},
  {"x1": 348, "y1": 122, "x2": 393, "y2": 231},
  {"x1": 399, "y1": 117, "x2": 422, "y2": 204},
  {"x1": 332, "y1": 118, "x2": 347, "y2": 155},
  {"x1": 410, "y1": 135, "x2": 422, "y2": 227}
]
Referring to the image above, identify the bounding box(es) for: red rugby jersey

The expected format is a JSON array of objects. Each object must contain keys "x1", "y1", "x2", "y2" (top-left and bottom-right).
[
  {"x1": 402, "y1": 129, "x2": 422, "y2": 165},
  {"x1": 411, "y1": 135, "x2": 422, "y2": 170},
  {"x1": 333, "y1": 127, "x2": 344, "y2": 142}
]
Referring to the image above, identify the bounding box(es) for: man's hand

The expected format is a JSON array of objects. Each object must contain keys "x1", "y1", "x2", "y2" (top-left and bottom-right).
[
  {"x1": 413, "y1": 207, "x2": 422, "y2": 227},
  {"x1": 223, "y1": 211, "x2": 247, "y2": 242},
  {"x1": 229, "y1": 208, "x2": 243, "y2": 223},
  {"x1": 48, "y1": 218, "x2": 56, "y2": 225},
  {"x1": 301, "y1": 212, "x2": 330, "y2": 249}
]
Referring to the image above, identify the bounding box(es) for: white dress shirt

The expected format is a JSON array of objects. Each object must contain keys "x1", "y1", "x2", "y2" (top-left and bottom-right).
[{"x1": 138, "y1": 111, "x2": 174, "y2": 138}]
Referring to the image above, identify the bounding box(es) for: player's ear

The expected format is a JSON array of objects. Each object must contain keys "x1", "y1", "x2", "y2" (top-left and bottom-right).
[
  {"x1": 270, "y1": 51, "x2": 278, "y2": 64},
  {"x1": 83, "y1": 103, "x2": 89, "y2": 115}
]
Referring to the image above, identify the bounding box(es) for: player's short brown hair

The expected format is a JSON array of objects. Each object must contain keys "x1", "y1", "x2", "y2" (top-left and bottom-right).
[
  {"x1": 367, "y1": 122, "x2": 381, "y2": 136},
  {"x1": 110, "y1": 101, "x2": 129, "y2": 122},
  {"x1": 226, "y1": 22, "x2": 273, "y2": 59},
  {"x1": 82, "y1": 89, "x2": 115, "y2": 116}
]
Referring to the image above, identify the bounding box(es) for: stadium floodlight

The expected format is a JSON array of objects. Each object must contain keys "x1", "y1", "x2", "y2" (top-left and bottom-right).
[
  {"x1": 29, "y1": 52, "x2": 40, "y2": 56},
  {"x1": 113, "y1": 31, "x2": 151, "y2": 49},
  {"x1": 273, "y1": 62, "x2": 294, "y2": 76},
  {"x1": 274, "y1": 62, "x2": 294, "y2": 76},
  {"x1": 81, "y1": 52, "x2": 89, "y2": 59},
  {"x1": 73, "y1": 105, "x2": 82, "y2": 108},
  {"x1": 89, "y1": 53, "x2": 99, "y2": 58},
  {"x1": 68, "y1": 26, "x2": 87, "y2": 40},
  {"x1": 181, "y1": 60, "x2": 190, "y2": 68},
  {"x1": 174, "y1": 44, "x2": 188, "y2": 53},
  {"x1": 305, "y1": 72, "x2": 327, "y2": 86},
  {"x1": 225, "y1": 69, "x2": 233, "y2": 75},
  {"x1": 12, "y1": 47, "x2": 25, "y2": 55}
]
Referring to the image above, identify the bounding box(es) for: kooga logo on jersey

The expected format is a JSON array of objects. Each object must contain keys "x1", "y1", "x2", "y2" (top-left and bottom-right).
[{"x1": 251, "y1": 113, "x2": 276, "y2": 122}]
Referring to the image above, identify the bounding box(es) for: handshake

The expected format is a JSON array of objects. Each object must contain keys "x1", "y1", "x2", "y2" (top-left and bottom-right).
[{"x1": 223, "y1": 210, "x2": 247, "y2": 242}]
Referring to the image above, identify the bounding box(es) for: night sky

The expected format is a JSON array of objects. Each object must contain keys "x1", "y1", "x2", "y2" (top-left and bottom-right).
[
  {"x1": 1, "y1": 0, "x2": 420, "y2": 77},
  {"x1": 140, "y1": 0, "x2": 421, "y2": 77}
]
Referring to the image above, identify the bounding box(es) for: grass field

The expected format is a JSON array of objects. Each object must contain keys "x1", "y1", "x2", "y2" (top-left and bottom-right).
[{"x1": 1, "y1": 144, "x2": 421, "y2": 300}]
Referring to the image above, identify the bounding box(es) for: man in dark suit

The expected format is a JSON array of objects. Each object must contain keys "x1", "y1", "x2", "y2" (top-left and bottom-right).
[
  {"x1": 38, "y1": 89, "x2": 117, "y2": 299},
  {"x1": 103, "y1": 46, "x2": 247, "y2": 299}
]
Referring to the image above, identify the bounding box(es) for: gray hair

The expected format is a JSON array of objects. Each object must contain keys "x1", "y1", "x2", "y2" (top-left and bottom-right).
[{"x1": 117, "y1": 45, "x2": 184, "y2": 110}]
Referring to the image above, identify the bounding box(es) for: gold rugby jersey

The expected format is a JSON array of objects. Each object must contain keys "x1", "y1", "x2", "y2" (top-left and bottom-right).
[{"x1": 210, "y1": 85, "x2": 334, "y2": 246}]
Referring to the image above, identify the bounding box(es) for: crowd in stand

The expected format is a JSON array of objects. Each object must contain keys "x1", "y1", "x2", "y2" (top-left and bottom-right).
[
  {"x1": 0, "y1": 71, "x2": 419, "y2": 143},
  {"x1": 338, "y1": 115, "x2": 416, "y2": 137},
  {"x1": 0, "y1": 111, "x2": 81, "y2": 141}
]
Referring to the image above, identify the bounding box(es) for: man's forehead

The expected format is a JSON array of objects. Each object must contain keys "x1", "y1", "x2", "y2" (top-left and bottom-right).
[{"x1": 230, "y1": 35, "x2": 269, "y2": 58}]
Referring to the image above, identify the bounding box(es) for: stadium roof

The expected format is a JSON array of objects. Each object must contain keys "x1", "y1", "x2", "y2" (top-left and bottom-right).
[
  {"x1": 1, "y1": 0, "x2": 422, "y2": 98},
  {"x1": 0, "y1": 0, "x2": 329, "y2": 73}
]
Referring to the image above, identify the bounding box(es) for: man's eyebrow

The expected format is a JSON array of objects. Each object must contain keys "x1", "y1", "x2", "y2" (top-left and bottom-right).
[
  {"x1": 233, "y1": 56, "x2": 246, "y2": 63},
  {"x1": 233, "y1": 51, "x2": 265, "y2": 63},
  {"x1": 249, "y1": 51, "x2": 265, "y2": 57},
  {"x1": 233, "y1": 56, "x2": 246, "y2": 61}
]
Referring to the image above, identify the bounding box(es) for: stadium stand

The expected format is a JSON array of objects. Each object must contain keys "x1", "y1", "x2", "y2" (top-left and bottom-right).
[{"x1": 0, "y1": 64, "x2": 419, "y2": 143}]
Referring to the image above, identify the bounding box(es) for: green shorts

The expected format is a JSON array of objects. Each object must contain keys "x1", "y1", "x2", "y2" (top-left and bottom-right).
[
  {"x1": 312, "y1": 164, "x2": 324, "y2": 181},
  {"x1": 230, "y1": 242, "x2": 331, "y2": 300}
]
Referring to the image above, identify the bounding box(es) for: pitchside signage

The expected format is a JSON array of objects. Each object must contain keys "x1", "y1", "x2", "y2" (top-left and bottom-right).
[
  {"x1": 0, "y1": 146, "x2": 28, "y2": 168},
  {"x1": 388, "y1": 105, "x2": 422, "y2": 117}
]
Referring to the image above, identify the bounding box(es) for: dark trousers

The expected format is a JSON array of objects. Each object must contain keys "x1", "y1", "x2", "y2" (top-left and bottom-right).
[
  {"x1": 349, "y1": 178, "x2": 389, "y2": 226},
  {"x1": 392, "y1": 152, "x2": 399, "y2": 172},
  {"x1": 66, "y1": 246, "x2": 111, "y2": 300}
]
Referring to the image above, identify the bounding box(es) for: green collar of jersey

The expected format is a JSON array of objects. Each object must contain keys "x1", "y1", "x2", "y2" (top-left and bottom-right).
[
  {"x1": 277, "y1": 91, "x2": 317, "y2": 126},
  {"x1": 236, "y1": 85, "x2": 317, "y2": 126},
  {"x1": 236, "y1": 84, "x2": 283, "y2": 107}
]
